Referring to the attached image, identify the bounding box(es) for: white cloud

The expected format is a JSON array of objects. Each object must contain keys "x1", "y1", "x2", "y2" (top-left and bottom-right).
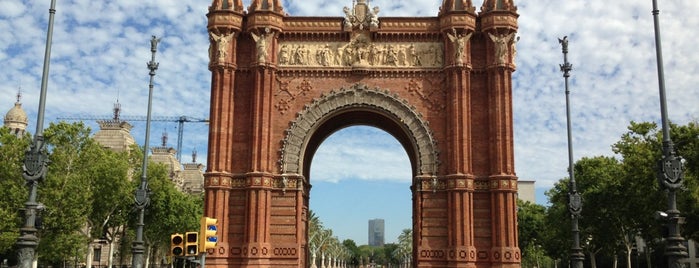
[{"x1": 1, "y1": 0, "x2": 698, "y2": 198}]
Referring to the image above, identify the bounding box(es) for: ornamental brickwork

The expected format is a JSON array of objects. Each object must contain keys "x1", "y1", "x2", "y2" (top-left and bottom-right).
[{"x1": 204, "y1": 0, "x2": 520, "y2": 267}]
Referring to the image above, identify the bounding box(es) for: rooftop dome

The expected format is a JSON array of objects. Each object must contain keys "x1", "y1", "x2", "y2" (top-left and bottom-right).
[{"x1": 4, "y1": 93, "x2": 28, "y2": 126}]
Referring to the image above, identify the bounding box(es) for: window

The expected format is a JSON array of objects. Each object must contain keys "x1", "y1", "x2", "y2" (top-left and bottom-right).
[{"x1": 93, "y1": 248, "x2": 101, "y2": 262}]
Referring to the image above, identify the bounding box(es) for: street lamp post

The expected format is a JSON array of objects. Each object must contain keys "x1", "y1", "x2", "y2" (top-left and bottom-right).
[
  {"x1": 16, "y1": 1, "x2": 56, "y2": 268},
  {"x1": 131, "y1": 35, "x2": 160, "y2": 268},
  {"x1": 650, "y1": 1, "x2": 688, "y2": 267},
  {"x1": 558, "y1": 36, "x2": 584, "y2": 268}
]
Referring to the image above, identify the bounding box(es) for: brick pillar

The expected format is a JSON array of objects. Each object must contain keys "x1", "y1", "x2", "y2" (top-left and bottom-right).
[
  {"x1": 486, "y1": 58, "x2": 520, "y2": 267},
  {"x1": 444, "y1": 50, "x2": 477, "y2": 267},
  {"x1": 205, "y1": 3, "x2": 243, "y2": 265},
  {"x1": 240, "y1": 174, "x2": 274, "y2": 267}
]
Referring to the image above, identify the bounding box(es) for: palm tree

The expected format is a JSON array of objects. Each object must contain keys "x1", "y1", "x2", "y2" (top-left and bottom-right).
[{"x1": 394, "y1": 229, "x2": 413, "y2": 267}]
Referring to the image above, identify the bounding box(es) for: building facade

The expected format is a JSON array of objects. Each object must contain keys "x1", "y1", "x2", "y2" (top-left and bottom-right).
[{"x1": 368, "y1": 219, "x2": 385, "y2": 247}]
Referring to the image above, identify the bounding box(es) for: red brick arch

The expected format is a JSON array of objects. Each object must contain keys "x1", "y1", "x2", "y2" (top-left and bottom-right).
[
  {"x1": 203, "y1": 0, "x2": 521, "y2": 267},
  {"x1": 279, "y1": 83, "x2": 439, "y2": 178}
]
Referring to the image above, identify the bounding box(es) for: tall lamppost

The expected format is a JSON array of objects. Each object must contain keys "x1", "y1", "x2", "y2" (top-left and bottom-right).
[
  {"x1": 650, "y1": 1, "x2": 688, "y2": 267},
  {"x1": 16, "y1": 1, "x2": 56, "y2": 268},
  {"x1": 558, "y1": 36, "x2": 584, "y2": 268},
  {"x1": 131, "y1": 35, "x2": 160, "y2": 268}
]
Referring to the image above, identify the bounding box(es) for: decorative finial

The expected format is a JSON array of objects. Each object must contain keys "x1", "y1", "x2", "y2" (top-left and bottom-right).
[
  {"x1": 162, "y1": 131, "x2": 168, "y2": 147},
  {"x1": 558, "y1": 36, "x2": 568, "y2": 53},
  {"x1": 192, "y1": 149, "x2": 197, "y2": 163},
  {"x1": 147, "y1": 36, "x2": 160, "y2": 75},
  {"x1": 150, "y1": 35, "x2": 160, "y2": 52},
  {"x1": 113, "y1": 100, "x2": 121, "y2": 121},
  {"x1": 16, "y1": 89, "x2": 22, "y2": 103},
  {"x1": 559, "y1": 36, "x2": 572, "y2": 78}
]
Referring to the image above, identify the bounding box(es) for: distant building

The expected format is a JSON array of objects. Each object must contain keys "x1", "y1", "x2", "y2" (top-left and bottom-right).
[
  {"x1": 368, "y1": 219, "x2": 385, "y2": 247},
  {"x1": 518, "y1": 180, "x2": 536, "y2": 204},
  {"x1": 150, "y1": 133, "x2": 185, "y2": 189},
  {"x1": 182, "y1": 151, "x2": 205, "y2": 194},
  {"x1": 3, "y1": 92, "x2": 28, "y2": 137},
  {"x1": 93, "y1": 119, "x2": 136, "y2": 152}
]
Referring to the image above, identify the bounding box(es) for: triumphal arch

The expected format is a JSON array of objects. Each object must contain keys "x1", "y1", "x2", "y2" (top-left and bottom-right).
[{"x1": 203, "y1": 0, "x2": 520, "y2": 267}]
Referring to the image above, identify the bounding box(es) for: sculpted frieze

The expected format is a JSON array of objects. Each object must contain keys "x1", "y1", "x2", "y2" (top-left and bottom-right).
[{"x1": 277, "y1": 40, "x2": 444, "y2": 68}]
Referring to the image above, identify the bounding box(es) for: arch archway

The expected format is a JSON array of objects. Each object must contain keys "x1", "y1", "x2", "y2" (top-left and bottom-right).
[
  {"x1": 203, "y1": 0, "x2": 521, "y2": 267},
  {"x1": 280, "y1": 84, "x2": 436, "y2": 266},
  {"x1": 279, "y1": 83, "x2": 439, "y2": 180}
]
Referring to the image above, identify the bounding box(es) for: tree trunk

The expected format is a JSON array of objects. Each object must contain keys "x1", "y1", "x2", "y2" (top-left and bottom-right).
[
  {"x1": 144, "y1": 244, "x2": 151, "y2": 268},
  {"x1": 589, "y1": 252, "x2": 597, "y2": 268},
  {"x1": 107, "y1": 240, "x2": 115, "y2": 268},
  {"x1": 625, "y1": 249, "x2": 632, "y2": 268},
  {"x1": 86, "y1": 242, "x2": 94, "y2": 268}
]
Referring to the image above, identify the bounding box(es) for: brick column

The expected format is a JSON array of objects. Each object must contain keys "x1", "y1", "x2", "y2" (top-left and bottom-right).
[{"x1": 205, "y1": 3, "x2": 243, "y2": 266}]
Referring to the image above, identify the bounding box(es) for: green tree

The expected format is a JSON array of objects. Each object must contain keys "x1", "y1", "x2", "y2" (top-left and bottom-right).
[
  {"x1": 0, "y1": 128, "x2": 31, "y2": 258},
  {"x1": 37, "y1": 122, "x2": 104, "y2": 265},
  {"x1": 518, "y1": 199, "x2": 552, "y2": 268},
  {"x1": 612, "y1": 121, "x2": 698, "y2": 266},
  {"x1": 84, "y1": 146, "x2": 133, "y2": 268},
  {"x1": 394, "y1": 228, "x2": 412, "y2": 265},
  {"x1": 544, "y1": 156, "x2": 626, "y2": 268},
  {"x1": 342, "y1": 239, "x2": 359, "y2": 265},
  {"x1": 574, "y1": 156, "x2": 627, "y2": 268},
  {"x1": 542, "y1": 179, "x2": 574, "y2": 263},
  {"x1": 134, "y1": 160, "x2": 202, "y2": 264},
  {"x1": 667, "y1": 121, "x2": 699, "y2": 241},
  {"x1": 544, "y1": 121, "x2": 699, "y2": 268}
]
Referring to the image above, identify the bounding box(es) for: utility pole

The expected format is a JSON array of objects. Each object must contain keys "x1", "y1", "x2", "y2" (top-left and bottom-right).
[
  {"x1": 131, "y1": 35, "x2": 160, "y2": 268},
  {"x1": 559, "y1": 36, "x2": 584, "y2": 268},
  {"x1": 16, "y1": 1, "x2": 56, "y2": 267},
  {"x1": 650, "y1": 1, "x2": 688, "y2": 267}
]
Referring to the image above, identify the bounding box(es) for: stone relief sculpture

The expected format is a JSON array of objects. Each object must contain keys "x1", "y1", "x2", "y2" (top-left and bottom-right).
[
  {"x1": 369, "y1": 6, "x2": 380, "y2": 29},
  {"x1": 342, "y1": 7, "x2": 353, "y2": 30},
  {"x1": 278, "y1": 44, "x2": 290, "y2": 65},
  {"x1": 210, "y1": 32, "x2": 233, "y2": 62},
  {"x1": 343, "y1": 0, "x2": 380, "y2": 31},
  {"x1": 488, "y1": 32, "x2": 516, "y2": 65},
  {"x1": 250, "y1": 27, "x2": 271, "y2": 63},
  {"x1": 277, "y1": 41, "x2": 443, "y2": 68},
  {"x1": 447, "y1": 28, "x2": 472, "y2": 65}
]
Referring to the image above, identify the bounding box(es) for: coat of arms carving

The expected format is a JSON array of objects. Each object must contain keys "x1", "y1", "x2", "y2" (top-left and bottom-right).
[{"x1": 343, "y1": 0, "x2": 380, "y2": 31}]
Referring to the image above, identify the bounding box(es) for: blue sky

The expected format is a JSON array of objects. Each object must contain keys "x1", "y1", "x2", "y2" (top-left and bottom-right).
[{"x1": 2, "y1": 0, "x2": 699, "y2": 245}]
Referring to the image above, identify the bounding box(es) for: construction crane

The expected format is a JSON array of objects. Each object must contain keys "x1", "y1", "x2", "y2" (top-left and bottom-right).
[{"x1": 58, "y1": 102, "x2": 208, "y2": 161}]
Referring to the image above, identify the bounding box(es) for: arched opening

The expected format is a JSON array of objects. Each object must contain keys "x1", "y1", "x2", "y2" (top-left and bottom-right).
[
  {"x1": 278, "y1": 84, "x2": 439, "y2": 267},
  {"x1": 308, "y1": 125, "x2": 412, "y2": 266}
]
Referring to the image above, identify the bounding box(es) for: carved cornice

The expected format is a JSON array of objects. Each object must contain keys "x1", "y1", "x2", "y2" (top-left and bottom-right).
[
  {"x1": 439, "y1": 14, "x2": 477, "y2": 32},
  {"x1": 479, "y1": 12, "x2": 519, "y2": 32},
  {"x1": 205, "y1": 172, "x2": 304, "y2": 191},
  {"x1": 418, "y1": 176, "x2": 518, "y2": 192},
  {"x1": 207, "y1": 10, "x2": 244, "y2": 32},
  {"x1": 377, "y1": 18, "x2": 441, "y2": 32},
  {"x1": 282, "y1": 19, "x2": 344, "y2": 32},
  {"x1": 275, "y1": 68, "x2": 443, "y2": 78}
]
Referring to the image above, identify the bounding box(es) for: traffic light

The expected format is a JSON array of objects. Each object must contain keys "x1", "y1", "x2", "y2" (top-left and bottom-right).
[
  {"x1": 170, "y1": 233, "x2": 184, "y2": 256},
  {"x1": 185, "y1": 231, "x2": 199, "y2": 256},
  {"x1": 199, "y1": 217, "x2": 218, "y2": 251}
]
